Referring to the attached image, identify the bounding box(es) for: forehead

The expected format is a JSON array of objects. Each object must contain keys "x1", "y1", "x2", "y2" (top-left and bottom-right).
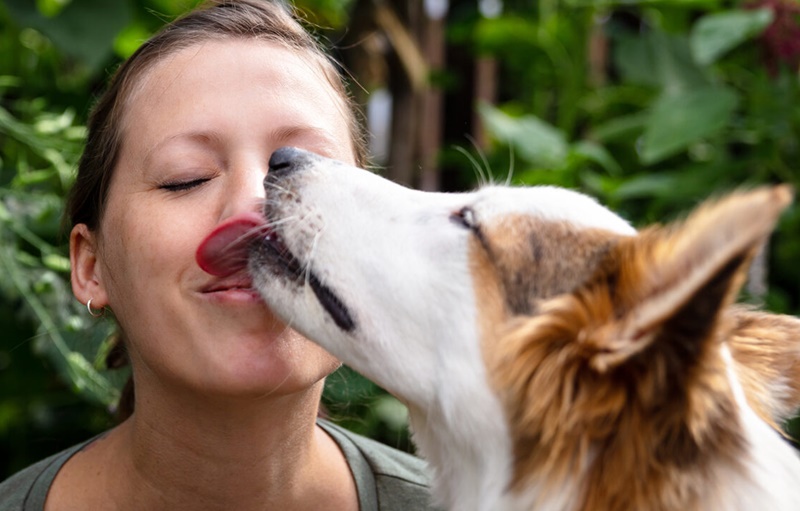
[
  {"x1": 121, "y1": 39, "x2": 351, "y2": 149},
  {"x1": 474, "y1": 185, "x2": 635, "y2": 236},
  {"x1": 133, "y1": 38, "x2": 335, "y2": 101}
]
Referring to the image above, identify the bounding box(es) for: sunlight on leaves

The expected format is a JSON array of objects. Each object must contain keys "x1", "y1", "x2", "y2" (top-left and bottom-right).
[
  {"x1": 691, "y1": 8, "x2": 774, "y2": 66},
  {"x1": 640, "y1": 87, "x2": 739, "y2": 164}
]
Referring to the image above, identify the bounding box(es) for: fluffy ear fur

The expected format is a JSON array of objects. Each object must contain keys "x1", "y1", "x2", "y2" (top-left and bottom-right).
[
  {"x1": 727, "y1": 307, "x2": 800, "y2": 428},
  {"x1": 492, "y1": 186, "x2": 794, "y2": 496},
  {"x1": 589, "y1": 185, "x2": 793, "y2": 372}
]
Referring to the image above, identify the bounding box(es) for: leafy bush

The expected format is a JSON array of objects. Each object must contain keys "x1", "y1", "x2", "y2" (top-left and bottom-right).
[
  {"x1": 1, "y1": 0, "x2": 798, "y2": 477},
  {"x1": 471, "y1": 2, "x2": 798, "y2": 311},
  {"x1": 466, "y1": 0, "x2": 799, "y2": 439}
]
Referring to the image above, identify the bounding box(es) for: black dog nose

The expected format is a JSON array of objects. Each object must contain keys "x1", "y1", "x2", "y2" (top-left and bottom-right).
[{"x1": 269, "y1": 146, "x2": 309, "y2": 176}]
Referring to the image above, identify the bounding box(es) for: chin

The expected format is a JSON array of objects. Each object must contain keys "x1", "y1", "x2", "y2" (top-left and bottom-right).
[{"x1": 208, "y1": 339, "x2": 338, "y2": 398}]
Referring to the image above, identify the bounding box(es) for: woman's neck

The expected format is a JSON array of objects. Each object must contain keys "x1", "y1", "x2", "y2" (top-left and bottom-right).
[{"x1": 47, "y1": 381, "x2": 358, "y2": 511}]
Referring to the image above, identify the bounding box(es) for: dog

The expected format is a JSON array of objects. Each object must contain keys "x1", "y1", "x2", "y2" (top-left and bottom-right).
[{"x1": 198, "y1": 147, "x2": 800, "y2": 510}]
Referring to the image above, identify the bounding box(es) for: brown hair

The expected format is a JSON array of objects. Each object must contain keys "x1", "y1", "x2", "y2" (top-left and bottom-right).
[{"x1": 66, "y1": 0, "x2": 368, "y2": 420}]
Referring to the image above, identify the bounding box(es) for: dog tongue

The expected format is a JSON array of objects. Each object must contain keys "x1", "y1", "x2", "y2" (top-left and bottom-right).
[{"x1": 196, "y1": 212, "x2": 265, "y2": 277}]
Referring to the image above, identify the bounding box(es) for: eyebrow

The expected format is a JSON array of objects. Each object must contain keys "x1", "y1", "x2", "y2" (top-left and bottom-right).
[
  {"x1": 268, "y1": 125, "x2": 343, "y2": 155},
  {"x1": 142, "y1": 130, "x2": 224, "y2": 169},
  {"x1": 142, "y1": 125, "x2": 342, "y2": 168}
]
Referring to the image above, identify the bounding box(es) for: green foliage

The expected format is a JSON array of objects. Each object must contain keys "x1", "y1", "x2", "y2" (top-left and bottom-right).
[
  {"x1": 641, "y1": 86, "x2": 740, "y2": 164},
  {"x1": 467, "y1": 0, "x2": 800, "y2": 440},
  {"x1": 0, "y1": 0, "x2": 395, "y2": 479},
  {"x1": 1, "y1": 0, "x2": 799, "y2": 478},
  {"x1": 0, "y1": 0, "x2": 138, "y2": 477},
  {"x1": 295, "y1": 0, "x2": 355, "y2": 27},
  {"x1": 0, "y1": 17, "x2": 121, "y2": 406},
  {"x1": 479, "y1": 102, "x2": 622, "y2": 186},
  {"x1": 4, "y1": 0, "x2": 133, "y2": 74},
  {"x1": 690, "y1": 8, "x2": 774, "y2": 65},
  {"x1": 455, "y1": 0, "x2": 797, "y2": 219},
  {"x1": 323, "y1": 366, "x2": 413, "y2": 452},
  {"x1": 471, "y1": 0, "x2": 799, "y2": 261}
]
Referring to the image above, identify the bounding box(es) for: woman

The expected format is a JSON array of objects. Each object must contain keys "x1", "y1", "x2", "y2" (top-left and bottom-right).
[{"x1": 0, "y1": 1, "x2": 434, "y2": 509}]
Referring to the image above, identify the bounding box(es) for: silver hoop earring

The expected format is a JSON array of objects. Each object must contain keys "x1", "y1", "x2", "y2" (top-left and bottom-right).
[{"x1": 87, "y1": 298, "x2": 104, "y2": 317}]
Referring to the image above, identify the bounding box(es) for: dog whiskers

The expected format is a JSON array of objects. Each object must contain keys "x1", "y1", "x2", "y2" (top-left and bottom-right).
[
  {"x1": 504, "y1": 145, "x2": 515, "y2": 186},
  {"x1": 298, "y1": 212, "x2": 323, "y2": 290},
  {"x1": 454, "y1": 138, "x2": 498, "y2": 188},
  {"x1": 467, "y1": 133, "x2": 496, "y2": 186},
  {"x1": 263, "y1": 179, "x2": 299, "y2": 197},
  {"x1": 264, "y1": 215, "x2": 301, "y2": 231},
  {"x1": 230, "y1": 215, "x2": 301, "y2": 245}
]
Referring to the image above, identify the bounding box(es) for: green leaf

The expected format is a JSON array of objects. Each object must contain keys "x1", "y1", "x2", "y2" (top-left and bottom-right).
[
  {"x1": 0, "y1": 76, "x2": 22, "y2": 88},
  {"x1": 144, "y1": 0, "x2": 204, "y2": 17},
  {"x1": 65, "y1": 352, "x2": 119, "y2": 403},
  {"x1": 323, "y1": 366, "x2": 380, "y2": 403},
  {"x1": 372, "y1": 395, "x2": 409, "y2": 431},
  {"x1": 478, "y1": 103, "x2": 568, "y2": 169},
  {"x1": 12, "y1": 169, "x2": 53, "y2": 187},
  {"x1": 35, "y1": 0, "x2": 72, "y2": 18},
  {"x1": 474, "y1": 15, "x2": 539, "y2": 54},
  {"x1": 691, "y1": 8, "x2": 774, "y2": 66},
  {"x1": 571, "y1": 141, "x2": 622, "y2": 176},
  {"x1": 42, "y1": 253, "x2": 70, "y2": 273},
  {"x1": 113, "y1": 21, "x2": 152, "y2": 59},
  {"x1": 591, "y1": 112, "x2": 649, "y2": 143},
  {"x1": 0, "y1": 202, "x2": 10, "y2": 222},
  {"x1": 614, "y1": 31, "x2": 709, "y2": 95},
  {"x1": 612, "y1": 172, "x2": 690, "y2": 201},
  {"x1": 641, "y1": 87, "x2": 739, "y2": 164},
  {"x1": 4, "y1": 0, "x2": 133, "y2": 72}
]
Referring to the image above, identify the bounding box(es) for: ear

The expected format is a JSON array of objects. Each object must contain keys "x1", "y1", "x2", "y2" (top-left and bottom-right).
[
  {"x1": 728, "y1": 308, "x2": 800, "y2": 427},
  {"x1": 70, "y1": 223, "x2": 109, "y2": 309},
  {"x1": 590, "y1": 185, "x2": 793, "y2": 372}
]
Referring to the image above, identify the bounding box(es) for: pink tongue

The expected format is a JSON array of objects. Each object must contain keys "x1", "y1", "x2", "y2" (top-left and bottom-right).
[{"x1": 196, "y1": 212, "x2": 265, "y2": 277}]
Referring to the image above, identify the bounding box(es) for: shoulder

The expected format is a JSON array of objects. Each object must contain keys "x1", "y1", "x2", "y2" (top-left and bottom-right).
[
  {"x1": 318, "y1": 420, "x2": 441, "y2": 511},
  {"x1": 320, "y1": 420, "x2": 429, "y2": 485},
  {"x1": 0, "y1": 439, "x2": 95, "y2": 511}
]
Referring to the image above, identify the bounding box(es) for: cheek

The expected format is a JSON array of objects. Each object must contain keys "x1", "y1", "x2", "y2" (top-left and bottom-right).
[{"x1": 98, "y1": 205, "x2": 199, "y2": 304}]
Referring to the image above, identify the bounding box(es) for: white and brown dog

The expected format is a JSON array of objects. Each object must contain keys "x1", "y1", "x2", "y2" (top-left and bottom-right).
[{"x1": 198, "y1": 147, "x2": 800, "y2": 511}]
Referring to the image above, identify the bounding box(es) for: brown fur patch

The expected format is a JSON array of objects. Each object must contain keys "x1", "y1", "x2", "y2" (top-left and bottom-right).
[
  {"x1": 473, "y1": 187, "x2": 796, "y2": 511},
  {"x1": 728, "y1": 307, "x2": 800, "y2": 430},
  {"x1": 489, "y1": 253, "x2": 746, "y2": 510},
  {"x1": 472, "y1": 216, "x2": 620, "y2": 315}
]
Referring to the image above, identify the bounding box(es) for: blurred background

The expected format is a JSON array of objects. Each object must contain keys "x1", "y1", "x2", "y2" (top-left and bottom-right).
[{"x1": 1, "y1": 0, "x2": 798, "y2": 478}]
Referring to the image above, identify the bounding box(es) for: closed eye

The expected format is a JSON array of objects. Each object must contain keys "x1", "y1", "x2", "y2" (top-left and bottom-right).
[{"x1": 159, "y1": 178, "x2": 210, "y2": 192}]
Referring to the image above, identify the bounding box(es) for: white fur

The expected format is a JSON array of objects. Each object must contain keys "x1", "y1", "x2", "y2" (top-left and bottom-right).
[
  {"x1": 251, "y1": 151, "x2": 800, "y2": 510},
  {"x1": 714, "y1": 345, "x2": 800, "y2": 509},
  {"x1": 258, "y1": 163, "x2": 517, "y2": 509},
  {"x1": 472, "y1": 185, "x2": 636, "y2": 237}
]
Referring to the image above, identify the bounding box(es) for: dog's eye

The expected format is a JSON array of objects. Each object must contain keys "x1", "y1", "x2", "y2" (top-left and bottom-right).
[{"x1": 451, "y1": 207, "x2": 478, "y2": 230}]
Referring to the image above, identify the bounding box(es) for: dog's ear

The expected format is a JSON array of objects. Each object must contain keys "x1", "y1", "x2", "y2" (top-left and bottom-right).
[
  {"x1": 491, "y1": 186, "x2": 793, "y2": 491},
  {"x1": 588, "y1": 185, "x2": 793, "y2": 372},
  {"x1": 728, "y1": 308, "x2": 800, "y2": 428}
]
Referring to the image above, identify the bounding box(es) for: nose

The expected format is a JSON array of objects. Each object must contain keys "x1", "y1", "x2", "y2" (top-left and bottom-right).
[
  {"x1": 268, "y1": 146, "x2": 317, "y2": 176},
  {"x1": 217, "y1": 155, "x2": 268, "y2": 221}
]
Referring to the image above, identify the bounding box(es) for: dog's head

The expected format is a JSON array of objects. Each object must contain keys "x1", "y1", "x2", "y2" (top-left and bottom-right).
[
  {"x1": 199, "y1": 147, "x2": 798, "y2": 509},
  {"x1": 245, "y1": 148, "x2": 636, "y2": 407}
]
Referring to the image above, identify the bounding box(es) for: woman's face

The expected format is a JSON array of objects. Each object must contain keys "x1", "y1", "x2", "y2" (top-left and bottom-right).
[{"x1": 90, "y1": 40, "x2": 353, "y2": 399}]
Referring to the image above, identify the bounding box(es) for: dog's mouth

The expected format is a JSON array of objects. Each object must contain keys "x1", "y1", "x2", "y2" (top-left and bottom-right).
[
  {"x1": 257, "y1": 229, "x2": 356, "y2": 332},
  {"x1": 254, "y1": 228, "x2": 306, "y2": 282},
  {"x1": 196, "y1": 212, "x2": 356, "y2": 332}
]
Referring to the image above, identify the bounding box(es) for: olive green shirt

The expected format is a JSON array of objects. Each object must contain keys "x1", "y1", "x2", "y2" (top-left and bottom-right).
[{"x1": 0, "y1": 420, "x2": 437, "y2": 510}]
